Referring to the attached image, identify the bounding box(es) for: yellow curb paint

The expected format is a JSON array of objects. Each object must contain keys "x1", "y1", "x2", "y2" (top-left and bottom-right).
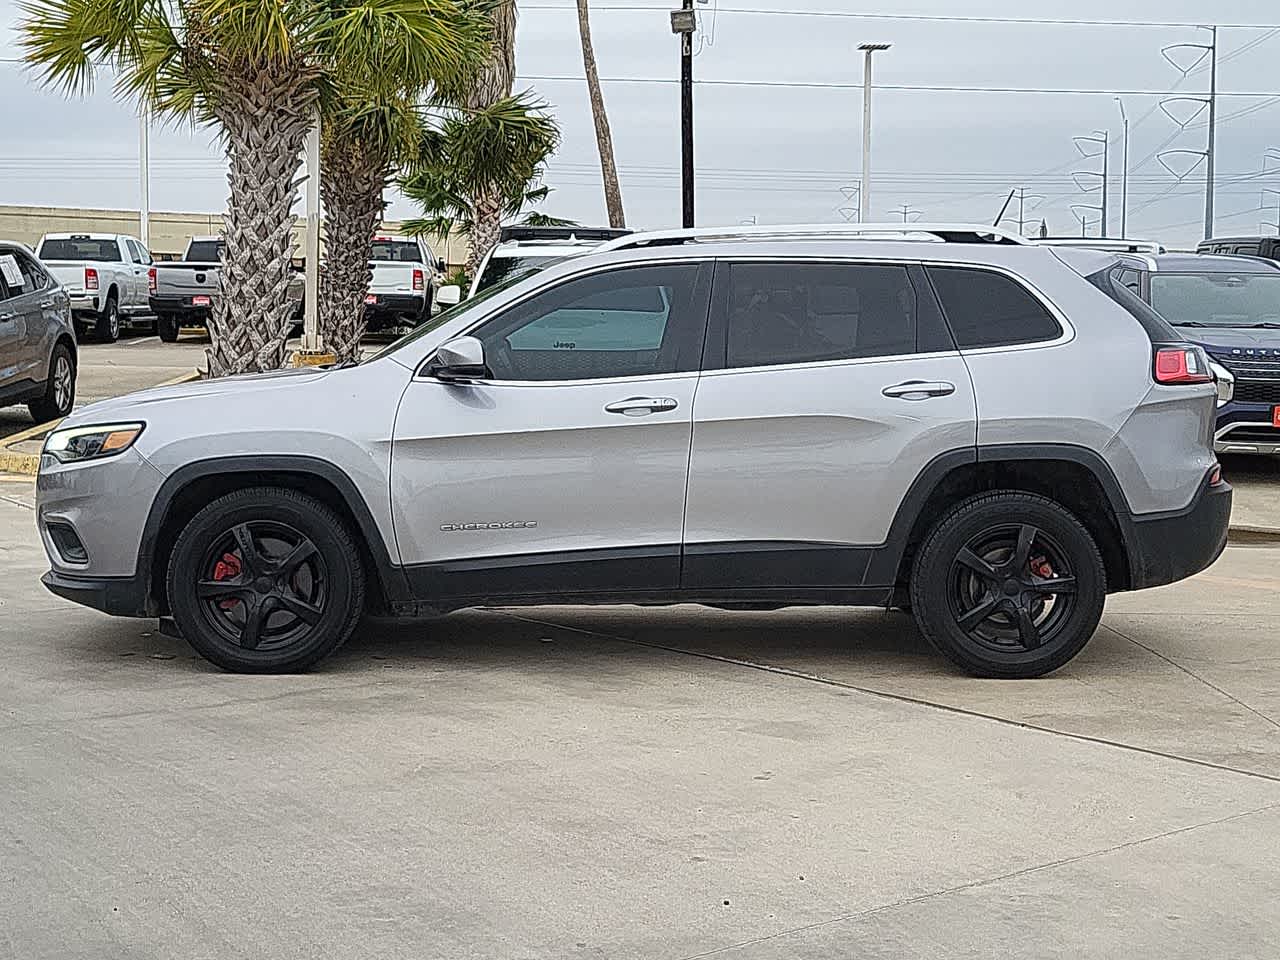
[{"x1": 290, "y1": 351, "x2": 337, "y2": 368}]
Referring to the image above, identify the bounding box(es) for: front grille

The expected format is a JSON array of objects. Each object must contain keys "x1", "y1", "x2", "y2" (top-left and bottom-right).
[
  {"x1": 1232, "y1": 380, "x2": 1280, "y2": 405},
  {"x1": 1219, "y1": 425, "x2": 1280, "y2": 444},
  {"x1": 1210, "y1": 353, "x2": 1280, "y2": 378}
]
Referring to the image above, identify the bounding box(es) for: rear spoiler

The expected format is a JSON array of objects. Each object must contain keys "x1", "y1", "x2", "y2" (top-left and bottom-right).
[{"x1": 498, "y1": 225, "x2": 632, "y2": 243}]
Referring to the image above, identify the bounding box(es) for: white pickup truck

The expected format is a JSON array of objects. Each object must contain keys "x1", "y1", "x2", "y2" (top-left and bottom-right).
[
  {"x1": 151, "y1": 237, "x2": 304, "y2": 342},
  {"x1": 35, "y1": 233, "x2": 156, "y2": 342},
  {"x1": 364, "y1": 235, "x2": 445, "y2": 331}
]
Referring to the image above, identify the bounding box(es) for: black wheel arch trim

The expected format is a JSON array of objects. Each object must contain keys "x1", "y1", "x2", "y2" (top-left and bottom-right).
[
  {"x1": 867, "y1": 443, "x2": 1160, "y2": 589},
  {"x1": 138, "y1": 455, "x2": 411, "y2": 615}
]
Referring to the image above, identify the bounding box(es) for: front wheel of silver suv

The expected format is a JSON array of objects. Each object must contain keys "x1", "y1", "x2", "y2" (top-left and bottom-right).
[
  {"x1": 166, "y1": 488, "x2": 366, "y2": 673},
  {"x1": 909, "y1": 492, "x2": 1106, "y2": 679}
]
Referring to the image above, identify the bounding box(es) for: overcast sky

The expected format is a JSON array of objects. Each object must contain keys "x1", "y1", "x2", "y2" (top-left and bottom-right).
[{"x1": 2, "y1": 0, "x2": 1279, "y2": 247}]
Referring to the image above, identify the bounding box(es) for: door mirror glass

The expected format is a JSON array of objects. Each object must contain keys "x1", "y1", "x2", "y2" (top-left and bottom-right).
[
  {"x1": 436, "y1": 284, "x2": 462, "y2": 307},
  {"x1": 431, "y1": 335, "x2": 486, "y2": 381}
]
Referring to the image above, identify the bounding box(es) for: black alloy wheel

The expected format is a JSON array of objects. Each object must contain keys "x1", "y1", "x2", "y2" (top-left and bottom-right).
[
  {"x1": 167, "y1": 488, "x2": 365, "y2": 672},
  {"x1": 910, "y1": 492, "x2": 1106, "y2": 678},
  {"x1": 195, "y1": 521, "x2": 327, "y2": 653},
  {"x1": 948, "y1": 523, "x2": 1077, "y2": 652}
]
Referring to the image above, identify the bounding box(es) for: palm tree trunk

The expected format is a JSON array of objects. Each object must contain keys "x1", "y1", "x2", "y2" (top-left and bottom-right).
[
  {"x1": 320, "y1": 139, "x2": 388, "y2": 365},
  {"x1": 465, "y1": 0, "x2": 517, "y2": 274},
  {"x1": 208, "y1": 68, "x2": 318, "y2": 377},
  {"x1": 467, "y1": 188, "x2": 504, "y2": 279},
  {"x1": 575, "y1": 0, "x2": 625, "y2": 228}
]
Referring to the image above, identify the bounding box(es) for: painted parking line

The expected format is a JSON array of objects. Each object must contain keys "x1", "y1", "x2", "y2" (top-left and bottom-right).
[{"x1": 124, "y1": 336, "x2": 160, "y2": 347}]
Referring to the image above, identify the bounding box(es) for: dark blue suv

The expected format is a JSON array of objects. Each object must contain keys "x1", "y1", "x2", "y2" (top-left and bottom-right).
[{"x1": 1111, "y1": 253, "x2": 1280, "y2": 455}]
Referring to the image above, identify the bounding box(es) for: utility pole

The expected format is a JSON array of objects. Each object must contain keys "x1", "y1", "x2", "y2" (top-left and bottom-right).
[
  {"x1": 858, "y1": 43, "x2": 891, "y2": 224},
  {"x1": 1204, "y1": 25, "x2": 1219, "y2": 240},
  {"x1": 138, "y1": 111, "x2": 150, "y2": 247},
  {"x1": 670, "y1": 2, "x2": 697, "y2": 228},
  {"x1": 1115, "y1": 97, "x2": 1129, "y2": 237}
]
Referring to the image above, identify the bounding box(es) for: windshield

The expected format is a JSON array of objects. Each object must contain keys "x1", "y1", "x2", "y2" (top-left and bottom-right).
[
  {"x1": 370, "y1": 240, "x2": 423, "y2": 263},
  {"x1": 1151, "y1": 272, "x2": 1280, "y2": 328},
  {"x1": 186, "y1": 240, "x2": 224, "y2": 262},
  {"x1": 474, "y1": 254, "x2": 560, "y2": 293},
  {"x1": 38, "y1": 238, "x2": 120, "y2": 262},
  {"x1": 366, "y1": 265, "x2": 543, "y2": 363}
]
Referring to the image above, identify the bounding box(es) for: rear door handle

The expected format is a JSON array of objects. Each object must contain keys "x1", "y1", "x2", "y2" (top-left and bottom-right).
[
  {"x1": 604, "y1": 396, "x2": 679, "y2": 416},
  {"x1": 0, "y1": 312, "x2": 14, "y2": 322},
  {"x1": 882, "y1": 380, "x2": 956, "y2": 400},
  {"x1": 39, "y1": 299, "x2": 54, "y2": 309}
]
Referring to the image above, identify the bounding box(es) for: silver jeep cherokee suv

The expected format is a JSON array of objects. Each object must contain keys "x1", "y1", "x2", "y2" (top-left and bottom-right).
[{"x1": 36, "y1": 224, "x2": 1231, "y2": 678}]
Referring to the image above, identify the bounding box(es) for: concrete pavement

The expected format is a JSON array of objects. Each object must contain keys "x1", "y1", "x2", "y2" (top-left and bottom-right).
[{"x1": 2, "y1": 490, "x2": 1278, "y2": 958}]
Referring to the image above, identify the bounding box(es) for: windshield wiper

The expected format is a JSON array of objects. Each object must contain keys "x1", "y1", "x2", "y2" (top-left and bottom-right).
[
  {"x1": 1243, "y1": 322, "x2": 1280, "y2": 329},
  {"x1": 1173, "y1": 321, "x2": 1211, "y2": 327}
]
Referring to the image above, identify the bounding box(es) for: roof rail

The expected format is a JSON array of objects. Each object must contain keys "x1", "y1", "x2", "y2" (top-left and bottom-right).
[
  {"x1": 499, "y1": 225, "x2": 632, "y2": 244},
  {"x1": 595, "y1": 222, "x2": 1030, "y2": 252}
]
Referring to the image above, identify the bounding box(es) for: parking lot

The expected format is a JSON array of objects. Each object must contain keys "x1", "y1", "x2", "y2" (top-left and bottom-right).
[
  {"x1": 3, "y1": 330, "x2": 1280, "y2": 958},
  {"x1": 2, "y1": 479, "x2": 1279, "y2": 958}
]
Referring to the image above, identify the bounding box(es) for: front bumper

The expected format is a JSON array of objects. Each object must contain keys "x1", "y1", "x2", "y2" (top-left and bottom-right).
[
  {"x1": 41, "y1": 570, "x2": 152, "y2": 617},
  {"x1": 1126, "y1": 475, "x2": 1232, "y2": 590},
  {"x1": 1215, "y1": 403, "x2": 1280, "y2": 454}
]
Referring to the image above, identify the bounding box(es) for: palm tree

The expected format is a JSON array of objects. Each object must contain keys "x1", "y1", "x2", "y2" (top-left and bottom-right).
[
  {"x1": 399, "y1": 94, "x2": 562, "y2": 281},
  {"x1": 316, "y1": 17, "x2": 487, "y2": 363},
  {"x1": 461, "y1": 0, "x2": 519, "y2": 266},
  {"x1": 575, "y1": 0, "x2": 625, "y2": 228},
  {"x1": 19, "y1": 0, "x2": 482, "y2": 376}
]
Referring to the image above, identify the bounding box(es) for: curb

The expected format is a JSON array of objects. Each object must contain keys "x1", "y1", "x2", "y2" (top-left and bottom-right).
[
  {"x1": 0, "y1": 368, "x2": 201, "y2": 477},
  {"x1": 1227, "y1": 524, "x2": 1280, "y2": 544}
]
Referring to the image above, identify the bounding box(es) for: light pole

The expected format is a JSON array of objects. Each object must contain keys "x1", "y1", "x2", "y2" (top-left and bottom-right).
[
  {"x1": 1115, "y1": 97, "x2": 1129, "y2": 237},
  {"x1": 1205, "y1": 25, "x2": 1218, "y2": 240},
  {"x1": 858, "y1": 42, "x2": 891, "y2": 224}
]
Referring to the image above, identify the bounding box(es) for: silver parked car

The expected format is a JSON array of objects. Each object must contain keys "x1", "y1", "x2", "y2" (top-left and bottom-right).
[
  {"x1": 0, "y1": 240, "x2": 77, "y2": 422},
  {"x1": 36, "y1": 224, "x2": 1230, "y2": 678}
]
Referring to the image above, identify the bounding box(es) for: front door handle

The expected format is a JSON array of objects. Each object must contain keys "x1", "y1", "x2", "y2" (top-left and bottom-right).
[
  {"x1": 0, "y1": 312, "x2": 14, "y2": 322},
  {"x1": 605, "y1": 396, "x2": 679, "y2": 416},
  {"x1": 882, "y1": 380, "x2": 956, "y2": 400},
  {"x1": 39, "y1": 299, "x2": 54, "y2": 309}
]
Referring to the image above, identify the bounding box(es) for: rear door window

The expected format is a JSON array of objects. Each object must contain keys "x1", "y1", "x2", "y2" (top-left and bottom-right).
[
  {"x1": 926, "y1": 266, "x2": 1063, "y2": 348},
  {"x1": 714, "y1": 261, "x2": 920, "y2": 369}
]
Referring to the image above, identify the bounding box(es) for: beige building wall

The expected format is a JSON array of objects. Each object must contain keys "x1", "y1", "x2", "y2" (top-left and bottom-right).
[{"x1": 0, "y1": 204, "x2": 468, "y2": 267}]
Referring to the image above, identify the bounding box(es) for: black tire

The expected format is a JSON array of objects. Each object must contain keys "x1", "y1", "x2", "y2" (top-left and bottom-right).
[
  {"x1": 166, "y1": 487, "x2": 366, "y2": 673},
  {"x1": 909, "y1": 492, "x2": 1106, "y2": 679},
  {"x1": 157, "y1": 314, "x2": 180, "y2": 342},
  {"x1": 27, "y1": 343, "x2": 75, "y2": 423},
  {"x1": 93, "y1": 293, "x2": 120, "y2": 342}
]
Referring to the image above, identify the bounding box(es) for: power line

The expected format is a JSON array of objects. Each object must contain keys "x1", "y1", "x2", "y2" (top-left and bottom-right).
[
  {"x1": 521, "y1": 5, "x2": 1280, "y2": 31},
  {"x1": 520, "y1": 74, "x2": 1280, "y2": 97}
]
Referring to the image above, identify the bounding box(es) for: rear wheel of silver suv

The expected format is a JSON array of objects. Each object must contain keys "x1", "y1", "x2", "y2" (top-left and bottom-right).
[
  {"x1": 909, "y1": 492, "x2": 1106, "y2": 679},
  {"x1": 166, "y1": 488, "x2": 365, "y2": 673}
]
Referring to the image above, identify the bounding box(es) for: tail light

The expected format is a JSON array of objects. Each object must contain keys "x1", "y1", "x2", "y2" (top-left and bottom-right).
[
  {"x1": 85, "y1": 267, "x2": 98, "y2": 291},
  {"x1": 147, "y1": 267, "x2": 157, "y2": 294},
  {"x1": 412, "y1": 268, "x2": 424, "y2": 292},
  {"x1": 1154, "y1": 345, "x2": 1213, "y2": 385},
  {"x1": 1209, "y1": 463, "x2": 1223, "y2": 486}
]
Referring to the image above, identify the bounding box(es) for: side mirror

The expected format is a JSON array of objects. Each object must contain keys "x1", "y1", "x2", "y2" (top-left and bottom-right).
[
  {"x1": 432, "y1": 335, "x2": 486, "y2": 382},
  {"x1": 436, "y1": 284, "x2": 461, "y2": 307}
]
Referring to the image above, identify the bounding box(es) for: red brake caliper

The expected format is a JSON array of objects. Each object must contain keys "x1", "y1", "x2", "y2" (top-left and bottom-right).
[
  {"x1": 212, "y1": 552, "x2": 242, "y2": 610},
  {"x1": 1031, "y1": 556, "x2": 1054, "y2": 579}
]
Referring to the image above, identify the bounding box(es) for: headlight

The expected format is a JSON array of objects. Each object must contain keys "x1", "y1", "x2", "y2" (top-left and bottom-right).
[
  {"x1": 1208, "y1": 360, "x2": 1234, "y2": 408},
  {"x1": 44, "y1": 423, "x2": 144, "y2": 463}
]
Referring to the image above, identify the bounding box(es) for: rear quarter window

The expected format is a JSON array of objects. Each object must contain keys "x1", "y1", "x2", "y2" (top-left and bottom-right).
[{"x1": 925, "y1": 266, "x2": 1063, "y2": 349}]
